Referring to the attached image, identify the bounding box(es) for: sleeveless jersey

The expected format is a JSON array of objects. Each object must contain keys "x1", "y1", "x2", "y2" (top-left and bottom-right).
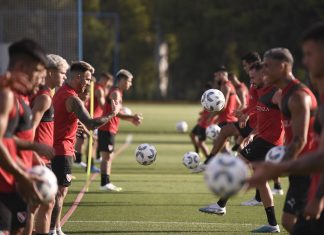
[
  {"x1": 242, "y1": 86, "x2": 258, "y2": 129},
  {"x1": 30, "y1": 87, "x2": 54, "y2": 164},
  {"x1": 53, "y1": 83, "x2": 78, "y2": 156},
  {"x1": 281, "y1": 79, "x2": 318, "y2": 156},
  {"x1": 256, "y1": 86, "x2": 284, "y2": 145},
  {"x1": 15, "y1": 94, "x2": 34, "y2": 169},
  {"x1": 218, "y1": 81, "x2": 238, "y2": 123},
  {"x1": 99, "y1": 87, "x2": 122, "y2": 134},
  {"x1": 198, "y1": 109, "x2": 217, "y2": 128},
  {"x1": 0, "y1": 92, "x2": 19, "y2": 193}
]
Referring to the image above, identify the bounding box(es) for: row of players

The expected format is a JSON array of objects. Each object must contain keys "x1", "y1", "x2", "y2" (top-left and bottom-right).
[
  {"x1": 0, "y1": 39, "x2": 142, "y2": 235},
  {"x1": 189, "y1": 24, "x2": 324, "y2": 234}
]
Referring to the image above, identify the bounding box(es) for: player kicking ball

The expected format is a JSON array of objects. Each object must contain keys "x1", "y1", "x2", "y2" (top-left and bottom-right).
[{"x1": 98, "y1": 69, "x2": 143, "y2": 192}]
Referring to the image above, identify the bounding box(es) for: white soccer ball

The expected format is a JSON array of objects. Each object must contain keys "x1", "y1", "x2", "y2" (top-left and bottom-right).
[
  {"x1": 204, "y1": 153, "x2": 249, "y2": 198},
  {"x1": 265, "y1": 146, "x2": 286, "y2": 163},
  {"x1": 206, "y1": 124, "x2": 221, "y2": 140},
  {"x1": 28, "y1": 165, "x2": 58, "y2": 203},
  {"x1": 183, "y1": 152, "x2": 200, "y2": 169},
  {"x1": 121, "y1": 106, "x2": 132, "y2": 115},
  {"x1": 176, "y1": 121, "x2": 188, "y2": 133},
  {"x1": 201, "y1": 89, "x2": 225, "y2": 112},
  {"x1": 135, "y1": 143, "x2": 157, "y2": 166}
]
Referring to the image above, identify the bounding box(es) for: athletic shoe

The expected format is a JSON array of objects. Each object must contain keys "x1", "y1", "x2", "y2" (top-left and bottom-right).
[
  {"x1": 251, "y1": 224, "x2": 280, "y2": 233},
  {"x1": 191, "y1": 163, "x2": 206, "y2": 173},
  {"x1": 240, "y1": 198, "x2": 263, "y2": 206},
  {"x1": 90, "y1": 165, "x2": 100, "y2": 173},
  {"x1": 49, "y1": 231, "x2": 57, "y2": 235},
  {"x1": 198, "y1": 203, "x2": 226, "y2": 215},
  {"x1": 74, "y1": 161, "x2": 87, "y2": 168},
  {"x1": 56, "y1": 229, "x2": 66, "y2": 235},
  {"x1": 94, "y1": 157, "x2": 102, "y2": 163},
  {"x1": 100, "y1": 183, "x2": 122, "y2": 192},
  {"x1": 272, "y1": 188, "x2": 284, "y2": 195}
]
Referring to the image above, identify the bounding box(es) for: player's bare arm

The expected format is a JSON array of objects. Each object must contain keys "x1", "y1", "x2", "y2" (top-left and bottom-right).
[
  {"x1": 67, "y1": 95, "x2": 121, "y2": 130},
  {"x1": 283, "y1": 91, "x2": 311, "y2": 160},
  {"x1": 13, "y1": 136, "x2": 55, "y2": 159},
  {"x1": 31, "y1": 94, "x2": 52, "y2": 130},
  {"x1": 95, "y1": 88, "x2": 105, "y2": 108}
]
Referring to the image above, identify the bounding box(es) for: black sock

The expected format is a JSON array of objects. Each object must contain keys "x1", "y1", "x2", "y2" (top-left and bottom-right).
[
  {"x1": 204, "y1": 154, "x2": 213, "y2": 164},
  {"x1": 75, "y1": 152, "x2": 82, "y2": 163},
  {"x1": 217, "y1": 198, "x2": 228, "y2": 208},
  {"x1": 231, "y1": 144, "x2": 240, "y2": 152},
  {"x1": 265, "y1": 206, "x2": 277, "y2": 226},
  {"x1": 274, "y1": 182, "x2": 282, "y2": 190},
  {"x1": 194, "y1": 146, "x2": 199, "y2": 153},
  {"x1": 255, "y1": 189, "x2": 261, "y2": 202},
  {"x1": 101, "y1": 174, "x2": 110, "y2": 186},
  {"x1": 96, "y1": 148, "x2": 101, "y2": 159}
]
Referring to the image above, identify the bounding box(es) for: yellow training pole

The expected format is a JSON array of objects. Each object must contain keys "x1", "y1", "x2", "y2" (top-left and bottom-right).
[{"x1": 86, "y1": 80, "x2": 94, "y2": 178}]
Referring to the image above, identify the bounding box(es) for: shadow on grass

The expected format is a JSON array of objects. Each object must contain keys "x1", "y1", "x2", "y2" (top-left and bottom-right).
[{"x1": 64, "y1": 201, "x2": 205, "y2": 207}]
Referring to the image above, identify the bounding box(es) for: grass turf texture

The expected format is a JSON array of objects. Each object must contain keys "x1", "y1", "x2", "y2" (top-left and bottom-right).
[{"x1": 63, "y1": 103, "x2": 289, "y2": 234}]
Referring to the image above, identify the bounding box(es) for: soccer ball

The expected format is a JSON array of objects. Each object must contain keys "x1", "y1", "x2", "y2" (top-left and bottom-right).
[
  {"x1": 206, "y1": 124, "x2": 221, "y2": 140},
  {"x1": 28, "y1": 165, "x2": 58, "y2": 203},
  {"x1": 265, "y1": 146, "x2": 286, "y2": 163},
  {"x1": 135, "y1": 143, "x2": 157, "y2": 165},
  {"x1": 183, "y1": 152, "x2": 200, "y2": 169},
  {"x1": 201, "y1": 89, "x2": 225, "y2": 112},
  {"x1": 204, "y1": 153, "x2": 249, "y2": 198},
  {"x1": 176, "y1": 121, "x2": 188, "y2": 133},
  {"x1": 121, "y1": 106, "x2": 132, "y2": 115}
]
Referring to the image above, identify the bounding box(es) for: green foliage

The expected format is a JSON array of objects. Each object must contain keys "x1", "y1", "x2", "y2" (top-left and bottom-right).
[{"x1": 83, "y1": 0, "x2": 324, "y2": 100}]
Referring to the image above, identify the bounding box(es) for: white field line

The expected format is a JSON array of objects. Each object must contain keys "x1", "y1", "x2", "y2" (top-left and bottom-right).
[{"x1": 66, "y1": 220, "x2": 256, "y2": 226}]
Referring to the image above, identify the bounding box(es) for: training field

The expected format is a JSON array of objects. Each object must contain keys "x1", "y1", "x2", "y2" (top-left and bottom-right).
[{"x1": 62, "y1": 103, "x2": 289, "y2": 235}]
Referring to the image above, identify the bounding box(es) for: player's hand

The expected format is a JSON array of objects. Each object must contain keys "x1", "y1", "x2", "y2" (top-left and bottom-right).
[
  {"x1": 304, "y1": 198, "x2": 324, "y2": 220},
  {"x1": 247, "y1": 162, "x2": 284, "y2": 189},
  {"x1": 111, "y1": 99, "x2": 121, "y2": 116},
  {"x1": 239, "y1": 114, "x2": 249, "y2": 128},
  {"x1": 234, "y1": 109, "x2": 243, "y2": 118},
  {"x1": 33, "y1": 143, "x2": 55, "y2": 160},
  {"x1": 132, "y1": 113, "x2": 143, "y2": 126},
  {"x1": 16, "y1": 172, "x2": 44, "y2": 204}
]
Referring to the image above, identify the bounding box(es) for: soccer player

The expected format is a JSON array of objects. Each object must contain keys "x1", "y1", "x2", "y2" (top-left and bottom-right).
[
  {"x1": 98, "y1": 69, "x2": 143, "y2": 191},
  {"x1": 200, "y1": 62, "x2": 284, "y2": 233},
  {"x1": 0, "y1": 39, "x2": 50, "y2": 235},
  {"x1": 263, "y1": 47, "x2": 318, "y2": 233},
  {"x1": 50, "y1": 61, "x2": 121, "y2": 235},
  {"x1": 248, "y1": 22, "x2": 324, "y2": 235},
  {"x1": 228, "y1": 72, "x2": 249, "y2": 109},
  {"x1": 30, "y1": 54, "x2": 69, "y2": 235},
  {"x1": 190, "y1": 83, "x2": 218, "y2": 159}
]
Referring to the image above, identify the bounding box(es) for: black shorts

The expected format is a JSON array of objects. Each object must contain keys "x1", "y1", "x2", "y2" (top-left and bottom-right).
[
  {"x1": 191, "y1": 125, "x2": 206, "y2": 141},
  {"x1": 98, "y1": 130, "x2": 115, "y2": 153},
  {"x1": 292, "y1": 211, "x2": 324, "y2": 235},
  {"x1": 233, "y1": 120, "x2": 253, "y2": 138},
  {"x1": 283, "y1": 175, "x2": 311, "y2": 215},
  {"x1": 51, "y1": 156, "x2": 73, "y2": 187},
  {"x1": 0, "y1": 192, "x2": 27, "y2": 231},
  {"x1": 240, "y1": 137, "x2": 275, "y2": 162}
]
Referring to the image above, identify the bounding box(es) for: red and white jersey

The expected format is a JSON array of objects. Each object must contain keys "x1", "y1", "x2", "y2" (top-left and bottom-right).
[
  {"x1": 86, "y1": 83, "x2": 105, "y2": 118},
  {"x1": 218, "y1": 81, "x2": 238, "y2": 124},
  {"x1": 53, "y1": 83, "x2": 78, "y2": 156},
  {"x1": 242, "y1": 86, "x2": 258, "y2": 129},
  {"x1": 198, "y1": 109, "x2": 217, "y2": 128},
  {"x1": 256, "y1": 85, "x2": 284, "y2": 145}
]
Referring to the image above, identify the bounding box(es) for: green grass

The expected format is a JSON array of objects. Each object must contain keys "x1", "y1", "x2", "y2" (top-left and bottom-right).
[{"x1": 62, "y1": 103, "x2": 289, "y2": 234}]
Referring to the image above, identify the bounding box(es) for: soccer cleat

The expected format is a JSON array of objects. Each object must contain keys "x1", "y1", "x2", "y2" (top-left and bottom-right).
[
  {"x1": 271, "y1": 188, "x2": 284, "y2": 196},
  {"x1": 100, "y1": 183, "x2": 122, "y2": 192},
  {"x1": 49, "y1": 231, "x2": 57, "y2": 235},
  {"x1": 56, "y1": 230, "x2": 66, "y2": 235},
  {"x1": 199, "y1": 203, "x2": 226, "y2": 215},
  {"x1": 240, "y1": 198, "x2": 263, "y2": 206},
  {"x1": 251, "y1": 224, "x2": 280, "y2": 233},
  {"x1": 74, "y1": 161, "x2": 87, "y2": 168},
  {"x1": 90, "y1": 165, "x2": 100, "y2": 173},
  {"x1": 191, "y1": 163, "x2": 206, "y2": 173},
  {"x1": 94, "y1": 157, "x2": 102, "y2": 163}
]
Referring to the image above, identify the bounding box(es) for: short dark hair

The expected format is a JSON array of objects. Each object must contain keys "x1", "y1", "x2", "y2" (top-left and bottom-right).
[
  {"x1": 249, "y1": 62, "x2": 263, "y2": 71},
  {"x1": 214, "y1": 65, "x2": 227, "y2": 73},
  {"x1": 241, "y1": 51, "x2": 261, "y2": 63},
  {"x1": 264, "y1": 48, "x2": 294, "y2": 64},
  {"x1": 100, "y1": 72, "x2": 114, "y2": 81},
  {"x1": 302, "y1": 22, "x2": 324, "y2": 43},
  {"x1": 70, "y1": 61, "x2": 94, "y2": 74},
  {"x1": 8, "y1": 38, "x2": 48, "y2": 67}
]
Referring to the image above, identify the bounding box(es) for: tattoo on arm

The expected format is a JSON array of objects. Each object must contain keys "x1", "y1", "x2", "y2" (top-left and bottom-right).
[{"x1": 70, "y1": 97, "x2": 113, "y2": 130}]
